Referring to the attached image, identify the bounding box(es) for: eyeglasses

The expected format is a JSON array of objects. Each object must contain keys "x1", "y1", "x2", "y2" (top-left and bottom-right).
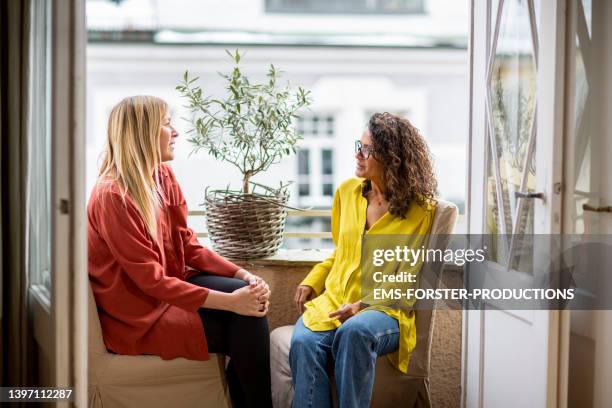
[{"x1": 355, "y1": 140, "x2": 376, "y2": 160}]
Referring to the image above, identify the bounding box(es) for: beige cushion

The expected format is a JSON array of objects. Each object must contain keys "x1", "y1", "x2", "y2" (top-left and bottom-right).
[
  {"x1": 88, "y1": 284, "x2": 231, "y2": 408},
  {"x1": 270, "y1": 326, "x2": 295, "y2": 408},
  {"x1": 408, "y1": 199, "x2": 458, "y2": 378},
  {"x1": 270, "y1": 199, "x2": 458, "y2": 408}
]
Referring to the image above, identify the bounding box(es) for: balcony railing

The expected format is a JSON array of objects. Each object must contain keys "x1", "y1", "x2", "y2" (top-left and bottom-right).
[
  {"x1": 188, "y1": 209, "x2": 333, "y2": 239},
  {"x1": 189, "y1": 209, "x2": 467, "y2": 239}
]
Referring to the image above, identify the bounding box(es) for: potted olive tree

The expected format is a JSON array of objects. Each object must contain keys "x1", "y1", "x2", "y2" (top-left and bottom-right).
[{"x1": 176, "y1": 50, "x2": 312, "y2": 258}]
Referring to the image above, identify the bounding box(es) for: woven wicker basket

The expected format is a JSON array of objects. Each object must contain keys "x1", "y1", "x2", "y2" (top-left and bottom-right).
[{"x1": 204, "y1": 189, "x2": 289, "y2": 259}]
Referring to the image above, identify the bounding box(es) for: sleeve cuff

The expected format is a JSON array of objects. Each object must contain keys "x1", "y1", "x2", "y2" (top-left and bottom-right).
[{"x1": 300, "y1": 271, "x2": 326, "y2": 297}]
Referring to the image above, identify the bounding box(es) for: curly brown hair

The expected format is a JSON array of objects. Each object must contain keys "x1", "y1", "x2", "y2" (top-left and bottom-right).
[{"x1": 364, "y1": 112, "x2": 438, "y2": 217}]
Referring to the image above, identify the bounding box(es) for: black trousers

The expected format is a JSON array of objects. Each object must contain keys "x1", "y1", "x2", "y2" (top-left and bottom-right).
[{"x1": 187, "y1": 274, "x2": 272, "y2": 408}]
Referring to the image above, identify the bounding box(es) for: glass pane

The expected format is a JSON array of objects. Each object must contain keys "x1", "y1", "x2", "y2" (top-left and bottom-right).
[
  {"x1": 298, "y1": 183, "x2": 310, "y2": 196},
  {"x1": 326, "y1": 116, "x2": 334, "y2": 137},
  {"x1": 491, "y1": 0, "x2": 501, "y2": 47},
  {"x1": 486, "y1": 0, "x2": 537, "y2": 269},
  {"x1": 298, "y1": 149, "x2": 310, "y2": 175},
  {"x1": 321, "y1": 149, "x2": 333, "y2": 175},
  {"x1": 312, "y1": 116, "x2": 319, "y2": 136},
  {"x1": 27, "y1": 0, "x2": 52, "y2": 293},
  {"x1": 581, "y1": 0, "x2": 592, "y2": 38},
  {"x1": 322, "y1": 183, "x2": 334, "y2": 197},
  {"x1": 569, "y1": 1, "x2": 599, "y2": 234}
]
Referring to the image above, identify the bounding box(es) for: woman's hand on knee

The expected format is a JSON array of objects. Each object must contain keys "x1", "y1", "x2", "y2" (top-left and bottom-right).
[
  {"x1": 235, "y1": 268, "x2": 267, "y2": 287},
  {"x1": 259, "y1": 300, "x2": 270, "y2": 314},
  {"x1": 249, "y1": 279, "x2": 271, "y2": 305},
  {"x1": 230, "y1": 285, "x2": 269, "y2": 317},
  {"x1": 235, "y1": 268, "x2": 271, "y2": 304},
  {"x1": 294, "y1": 285, "x2": 314, "y2": 314},
  {"x1": 328, "y1": 301, "x2": 363, "y2": 323}
]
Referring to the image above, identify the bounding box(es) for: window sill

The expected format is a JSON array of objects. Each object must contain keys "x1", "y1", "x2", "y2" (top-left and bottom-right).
[
  {"x1": 230, "y1": 248, "x2": 333, "y2": 267},
  {"x1": 230, "y1": 248, "x2": 464, "y2": 273}
]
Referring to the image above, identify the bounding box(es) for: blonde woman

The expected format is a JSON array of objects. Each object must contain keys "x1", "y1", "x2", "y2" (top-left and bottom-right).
[{"x1": 88, "y1": 95, "x2": 273, "y2": 408}]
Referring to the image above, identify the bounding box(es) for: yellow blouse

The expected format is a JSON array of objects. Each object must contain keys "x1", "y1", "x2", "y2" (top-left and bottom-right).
[{"x1": 301, "y1": 177, "x2": 435, "y2": 373}]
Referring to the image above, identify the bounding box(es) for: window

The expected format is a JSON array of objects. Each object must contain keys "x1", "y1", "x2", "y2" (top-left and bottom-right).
[
  {"x1": 321, "y1": 149, "x2": 334, "y2": 196},
  {"x1": 326, "y1": 116, "x2": 334, "y2": 136},
  {"x1": 298, "y1": 183, "x2": 311, "y2": 196},
  {"x1": 266, "y1": 0, "x2": 425, "y2": 14},
  {"x1": 287, "y1": 114, "x2": 337, "y2": 249},
  {"x1": 294, "y1": 113, "x2": 336, "y2": 206},
  {"x1": 297, "y1": 149, "x2": 310, "y2": 197},
  {"x1": 297, "y1": 114, "x2": 334, "y2": 138},
  {"x1": 27, "y1": 0, "x2": 52, "y2": 295}
]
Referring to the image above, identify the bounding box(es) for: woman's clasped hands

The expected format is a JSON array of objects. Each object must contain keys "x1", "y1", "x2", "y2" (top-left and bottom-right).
[{"x1": 233, "y1": 269, "x2": 271, "y2": 317}]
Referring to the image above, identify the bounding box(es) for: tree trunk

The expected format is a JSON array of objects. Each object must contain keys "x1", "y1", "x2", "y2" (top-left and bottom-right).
[{"x1": 242, "y1": 173, "x2": 250, "y2": 194}]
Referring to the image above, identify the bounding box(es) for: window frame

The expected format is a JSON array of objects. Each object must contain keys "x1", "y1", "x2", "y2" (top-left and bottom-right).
[{"x1": 295, "y1": 113, "x2": 337, "y2": 205}]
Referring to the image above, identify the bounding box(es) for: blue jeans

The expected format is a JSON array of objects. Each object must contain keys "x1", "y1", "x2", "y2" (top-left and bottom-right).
[{"x1": 289, "y1": 310, "x2": 399, "y2": 408}]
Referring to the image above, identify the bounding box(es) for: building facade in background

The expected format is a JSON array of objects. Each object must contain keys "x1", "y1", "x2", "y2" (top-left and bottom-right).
[{"x1": 86, "y1": 0, "x2": 469, "y2": 244}]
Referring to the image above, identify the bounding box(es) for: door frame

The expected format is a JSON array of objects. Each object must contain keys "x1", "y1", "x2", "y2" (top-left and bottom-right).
[
  {"x1": 52, "y1": 0, "x2": 87, "y2": 404},
  {"x1": 28, "y1": 0, "x2": 87, "y2": 405},
  {"x1": 463, "y1": 0, "x2": 569, "y2": 407},
  {"x1": 537, "y1": 1, "x2": 569, "y2": 406}
]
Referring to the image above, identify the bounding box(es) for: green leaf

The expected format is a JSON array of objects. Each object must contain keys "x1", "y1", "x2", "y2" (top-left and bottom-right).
[{"x1": 177, "y1": 51, "x2": 313, "y2": 184}]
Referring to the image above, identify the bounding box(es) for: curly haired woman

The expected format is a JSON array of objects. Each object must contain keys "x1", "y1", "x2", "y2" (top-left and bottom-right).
[{"x1": 289, "y1": 112, "x2": 438, "y2": 408}]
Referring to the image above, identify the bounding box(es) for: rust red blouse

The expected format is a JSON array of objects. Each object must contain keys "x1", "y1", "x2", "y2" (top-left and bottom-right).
[{"x1": 87, "y1": 163, "x2": 240, "y2": 361}]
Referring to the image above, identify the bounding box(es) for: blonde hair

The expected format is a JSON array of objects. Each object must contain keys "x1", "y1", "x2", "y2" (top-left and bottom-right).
[{"x1": 98, "y1": 95, "x2": 168, "y2": 239}]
